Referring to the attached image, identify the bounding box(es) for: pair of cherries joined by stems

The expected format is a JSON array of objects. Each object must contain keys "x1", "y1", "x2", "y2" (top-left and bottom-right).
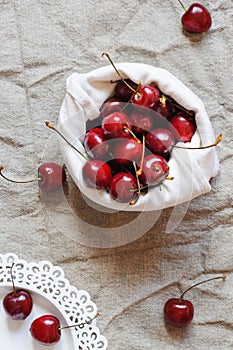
[
  {"x1": 2, "y1": 264, "x2": 99, "y2": 345},
  {"x1": 0, "y1": 53, "x2": 222, "y2": 205}
]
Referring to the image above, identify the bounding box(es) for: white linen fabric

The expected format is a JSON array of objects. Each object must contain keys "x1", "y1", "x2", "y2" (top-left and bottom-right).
[{"x1": 59, "y1": 63, "x2": 219, "y2": 211}]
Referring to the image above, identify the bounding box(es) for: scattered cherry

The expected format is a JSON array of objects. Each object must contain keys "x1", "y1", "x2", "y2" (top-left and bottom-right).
[
  {"x1": 145, "y1": 128, "x2": 175, "y2": 157},
  {"x1": 84, "y1": 127, "x2": 110, "y2": 160},
  {"x1": 102, "y1": 111, "x2": 132, "y2": 139},
  {"x1": 164, "y1": 275, "x2": 226, "y2": 328},
  {"x1": 131, "y1": 84, "x2": 161, "y2": 109},
  {"x1": 3, "y1": 263, "x2": 33, "y2": 320},
  {"x1": 30, "y1": 313, "x2": 99, "y2": 346},
  {"x1": 0, "y1": 163, "x2": 66, "y2": 193},
  {"x1": 177, "y1": 0, "x2": 212, "y2": 34},
  {"x1": 139, "y1": 154, "x2": 170, "y2": 186},
  {"x1": 113, "y1": 137, "x2": 143, "y2": 166},
  {"x1": 114, "y1": 79, "x2": 138, "y2": 101}
]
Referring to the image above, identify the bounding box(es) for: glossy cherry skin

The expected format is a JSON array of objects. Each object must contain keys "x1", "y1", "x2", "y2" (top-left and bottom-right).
[
  {"x1": 82, "y1": 159, "x2": 112, "y2": 189},
  {"x1": 109, "y1": 172, "x2": 138, "y2": 202},
  {"x1": 164, "y1": 298, "x2": 194, "y2": 328},
  {"x1": 181, "y1": 3, "x2": 212, "y2": 34},
  {"x1": 154, "y1": 100, "x2": 176, "y2": 120},
  {"x1": 170, "y1": 112, "x2": 196, "y2": 142},
  {"x1": 139, "y1": 154, "x2": 169, "y2": 186},
  {"x1": 113, "y1": 138, "x2": 143, "y2": 165},
  {"x1": 132, "y1": 85, "x2": 160, "y2": 109},
  {"x1": 3, "y1": 289, "x2": 33, "y2": 320},
  {"x1": 102, "y1": 112, "x2": 132, "y2": 139},
  {"x1": 100, "y1": 97, "x2": 124, "y2": 117},
  {"x1": 130, "y1": 108, "x2": 154, "y2": 135},
  {"x1": 115, "y1": 79, "x2": 138, "y2": 101},
  {"x1": 38, "y1": 163, "x2": 66, "y2": 192},
  {"x1": 84, "y1": 127, "x2": 110, "y2": 159},
  {"x1": 30, "y1": 315, "x2": 61, "y2": 345},
  {"x1": 145, "y1": 128, "x2": 175, "y2": 157}
]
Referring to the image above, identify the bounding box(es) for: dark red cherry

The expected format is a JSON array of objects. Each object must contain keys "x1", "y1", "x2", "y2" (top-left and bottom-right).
[
  {"x1": 100, "y1": 97, "x2": 124, "y2": 117},
  {"x1": 145, "y1": 128, "x2": 175, "y2": 157},
  {"x1": 82, "y1": 159, "x2": 112, "y2": 189},
  {"x1": 129, "y1": 108, "x2": 154, "y2": 134},
  {"x1": 181, "y1": 2, "x2": 212, "y2": 33},
  {"x1": 170, "y1": 112, "x2": 196, "y2": 142},
  {"x1": 164, "y1": 275, "x2": 226, "y2": 328},
  {"x1": 109, "y1": 172, "x2": 138, "y2": 202},
  {"x1": 3, "y1": 289, "x2": 33, "y2": 320},
  {"x1": 164, "y1": 298, "x2": 194, "y2": 328},
  {"x1": 38, "y1": 163, "x2": 66, "y2": 192},
  {"x1": 84, "y1": 127, "x2": 110, "y2": 159},
  {"x1": 139, "y1": 154, "x2": 169, "y2": 186},
  {"x1": 154, "y1": 96, "x2": 176, "y2": 120},
  {"x1": 30, "y1": 315, "x2": 61, "y2": 345},
  {"x1": 115, "y1": 79, "x2": 138, "y2": 101},
  {"x1": 132, "y1": 85, "x2": 160, "y2": 109},
  {"x1": 113, "y1": 138, "x2": 143, "y2": 165},
  {"x1": 102, "y1": 112, "x2": 132, "y2": 139}
]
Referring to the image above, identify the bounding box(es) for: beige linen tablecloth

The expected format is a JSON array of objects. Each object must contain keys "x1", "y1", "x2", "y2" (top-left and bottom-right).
[{"x1": 0, "y1": 1, "x2": 232, "y2": 349}]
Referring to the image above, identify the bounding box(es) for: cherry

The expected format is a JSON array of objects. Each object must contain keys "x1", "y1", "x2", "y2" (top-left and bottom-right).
[
  {"x1": 164, "y1": 275, "x2": 226, "y2": 328},
  {"x1": 178, "y1": 0, "x2": 212, "y2": 34},
  {"x1": 102, "y1": 52, "x2": 160, "y2": 109},
  {"x1": 3, "y1": 263, "x2": 33, "y2": 320},
  {"x1": 113, "y1": 137, "x2": 143, "y2": 166},
  {"x1": 154, "y1": 95, "x2": 176, "y2": 120},
  {"x1": 30, "y1": 313, "x2": 99, "y2": 346},
  {"x1": 170, "y1": 112, "x2": 196, "y2": 142},
  {"x1": 139, "y1": 154, "x2": 169, "y2": 186},
  {"x1": 84, "y1": 127, "x2": 110, "y2": 160},
  {"x1": 0, "y1": 163, "x2": 66, "y2": 193},
  {"x1": 129, "y1": 107, "x2": 154, "y2": 135},
  {"x1": 145, "y1": 128, "x2": 175, "y2": 157},
  {"x1": 102, "y1": 111, "x2": 132, "y2": 139},
  {"x1": 114, "y1": 79, "x2": 138, "y2": 101},
  {"x1": 109, "y1": 172, "x2": 138, "y2": 203},
  {"x1": 82, "y1": 159, "x2": 112, "y2": 189},
  {"x1": 100, "y1": 97, "x2": 124, "y2": 117}
]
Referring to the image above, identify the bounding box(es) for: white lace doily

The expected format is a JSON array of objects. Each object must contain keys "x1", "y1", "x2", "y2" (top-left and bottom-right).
[{"x1": 0, "y1": 253, "x2": 108, "y2": 350}]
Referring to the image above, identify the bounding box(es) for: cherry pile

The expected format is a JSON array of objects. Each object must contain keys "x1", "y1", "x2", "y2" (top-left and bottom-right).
[
  {"x1": 46, "y1": 52, "x2": 221, "y2": 206},
  {"x1": 2, "y1": 264, "x2": 98, "y2": 346}
]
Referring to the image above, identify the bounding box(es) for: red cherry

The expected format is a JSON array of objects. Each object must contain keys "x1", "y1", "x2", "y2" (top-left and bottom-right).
[
  {"x1": 170, "y1": 112, "x2": 196, "y2": 142},
  {"x1": 38, "y1": 163, "x2": 66, "y2": 192},
  {"x1": 114, "y1": 79, "x2": 138, "y2": 101},
  {"x1": 139, "y1": 154, "x2": 169, "y2": 186},
  {"x1": 30, "y1": 315, "x2": 61, "y2": 345},
  {"x1": 132, "y1": 84, "x2": 160, "y2": 109},
  {"x1": 109, "y1": 172, "x2": 138, "y2": 202},
  {"x1": 180, "y1": 2, "x2": 212, "y2": 33},
  {"x1": 84, "y1": 127, "x2": 110, "y2": 159},
  {"x1": 145, "y1": 128, "x2": 175, "y2": 157},
  {"x1": 129, "y1": 107, "x2": 154, "y2": 135},
  {"x1": 154, "y1": 96, "x2": 176, "y2": 120},
  {"x1": 164, "y1": 275, "x2": 226, "y2": 328},
  {"x1": 0, "y1": 162, "x2": 66, "y2": 192},
  {"x1": 113, "y1": 138, "x2": 143, "y2": 165},
  {"x1": 82, "y1": 159, "x2": 112, "y2": 189},
  {"x1": 100, "y1": 97, "x2": 124, "y2": 117},
  {"x1": 164, "y1": 298, "x2": 194, "y2": 328},
  {"x1": 3, "y1": 289, "x2": 33, "y2": 320},
  {"x1": 102, "y1": 112, "x2": 132, "y2": 139},
  {"x1": 3, "y1": 263, "x2": 33, "y2": 320}
]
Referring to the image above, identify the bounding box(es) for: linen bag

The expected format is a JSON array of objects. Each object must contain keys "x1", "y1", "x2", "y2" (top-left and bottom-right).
[{"x1": 58, "y1": 63, "x2": 219, "y2": 212}]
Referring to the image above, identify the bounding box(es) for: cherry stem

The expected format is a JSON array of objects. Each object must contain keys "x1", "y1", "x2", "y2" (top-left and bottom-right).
[
  {"x1": 58, "y1": 312, "x2": 100, "y2": 331},
  {"x1": 45, "y1": 122, "x2": 89, "y2": 161},
  {"x1": 129, "y1": 161, "x2": 140, "y2": 205},
  {"x1": 9, "y1": 263, "x2": 17, "y2": 297},
  {"x1": 102, "y1": 52, "x2": 140, "y2": 97},
  {"x1": 0, "y1": 166, "x2": 41, "y2": 184},
  {"x1": 136, "y1": 133, "x2": 145, "y2": 177},
  {"x1": 123, "y1": 126, "x2": 141, "y2": 143},
  {"x1": 173, "y1": 134, "x2": 222, "y2": 150},
  {"x1": 129, "y1": 175, "x2": 174, "y2": 193},
  {"x1": 177, "y1": 0, "x2": 187, "y2": 12},
  {"x1": 165, "y1": 95, "x2": 194, "y2": 116},
  {"x1": 179, "y1": 275, "x2": 226, "y2": 300}
]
